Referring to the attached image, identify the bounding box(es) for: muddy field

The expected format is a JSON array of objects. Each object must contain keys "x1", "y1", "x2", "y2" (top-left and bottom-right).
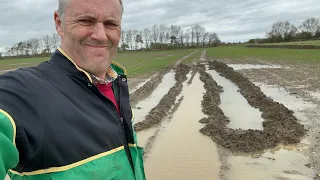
[{"x1": 128, "y1": 50, "x2": 320, "y2": 180}]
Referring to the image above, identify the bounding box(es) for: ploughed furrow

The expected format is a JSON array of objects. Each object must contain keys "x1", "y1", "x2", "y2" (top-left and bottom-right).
[
  {"x1": 130, "y1": 68, "x2": 170, "y2": 107},
  {"x1": 198, "y1": 61, "x2": 307, "y2": 153},
  {"x1": 134, "y1": 64, "x2": 191, "y2": 131}
]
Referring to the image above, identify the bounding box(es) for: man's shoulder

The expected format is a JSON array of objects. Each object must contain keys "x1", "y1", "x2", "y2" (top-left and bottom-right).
[{"x1": 0, "y1": 67, "x2": 40, "y2": 91}]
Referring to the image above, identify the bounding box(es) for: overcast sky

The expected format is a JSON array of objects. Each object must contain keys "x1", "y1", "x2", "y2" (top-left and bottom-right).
[{"x1": 1, "y1": 0, "x2": 320, "y2": 52}]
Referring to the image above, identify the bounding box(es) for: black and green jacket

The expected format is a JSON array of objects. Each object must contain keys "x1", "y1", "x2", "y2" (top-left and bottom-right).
[{"x1": 0, "y1": 48, "x2": 146, "y2": 180}]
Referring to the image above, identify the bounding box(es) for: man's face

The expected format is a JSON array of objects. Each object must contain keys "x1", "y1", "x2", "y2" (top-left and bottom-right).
[{"x1": 54, "y1": 0, "x2": 121, "y2": 78}]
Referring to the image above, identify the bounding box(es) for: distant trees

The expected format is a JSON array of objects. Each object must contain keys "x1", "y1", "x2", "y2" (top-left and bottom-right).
[
  {"x1": 119, "y1": 23, "x2": 220, "y2": 51},
  {"x1": 4, "y1": 33, "x2": 61, "y2": 58},
  {"x1": 249, "y1": 17, "x2": 320, "y2": 44}
]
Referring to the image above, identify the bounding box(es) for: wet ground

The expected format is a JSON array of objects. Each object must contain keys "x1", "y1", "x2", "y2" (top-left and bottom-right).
[{"x1": 128, "y1": 50, "x2": 319, "y2": 179}]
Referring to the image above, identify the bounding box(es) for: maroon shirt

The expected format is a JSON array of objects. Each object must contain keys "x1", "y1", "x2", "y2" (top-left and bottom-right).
[{"x1": 97, "y1": 83, "x2": 120, "y2": 113}]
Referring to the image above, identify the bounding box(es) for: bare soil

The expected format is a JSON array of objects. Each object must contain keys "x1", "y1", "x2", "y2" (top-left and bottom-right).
[
  {"x1": 129, "y1": 68, "x2": 170, "y2": 107},
  {"x1": 134, "y1": 63, "x2": 191, "y2": 131},
  {"x1": 197, "y1": 61, "x2": 307, "y2": 153},
  {"x1": 212, "y1": 56, "x2": 320, "y2": 177}
]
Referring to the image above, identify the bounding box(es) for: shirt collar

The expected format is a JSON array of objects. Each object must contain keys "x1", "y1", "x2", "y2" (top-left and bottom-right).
[
  {"x1": 91, "y1": 67, "x2": 118, "y2": 85},
  {"x1": 57, "y1": 47, "x2": 118, "y2": 84}
]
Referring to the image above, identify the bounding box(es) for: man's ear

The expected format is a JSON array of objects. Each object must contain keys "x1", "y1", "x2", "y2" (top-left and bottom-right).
[{"x1": 54, "y1": 11, "x2": 63, "y2": 37}]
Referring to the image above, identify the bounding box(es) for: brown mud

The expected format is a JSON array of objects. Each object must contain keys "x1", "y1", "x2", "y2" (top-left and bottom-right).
[
  {"x1": 129, "y1": 68, "x2": 170, "y2": 107},
  {"x1": 198, "y1": 61, "x2": 307, "y2": 153},
  {"x1": 187, "y1": 66, "x2": 197, "y2": 85},
  {"x1": 134, "y1": 63, "x2": 191, "y2": 131}
]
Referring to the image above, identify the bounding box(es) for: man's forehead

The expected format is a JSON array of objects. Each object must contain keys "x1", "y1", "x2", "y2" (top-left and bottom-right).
[{"x1": 67, "y1": 0, "x2": 121, "y2": 16}]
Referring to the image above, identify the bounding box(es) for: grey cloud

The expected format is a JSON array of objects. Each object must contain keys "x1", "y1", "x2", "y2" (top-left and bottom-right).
[{"x1": 1, "y1": 0, "x2": 320, "y2": 52}]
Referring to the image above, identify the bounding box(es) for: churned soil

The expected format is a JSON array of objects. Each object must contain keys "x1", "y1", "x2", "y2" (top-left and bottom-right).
[
  {"x1": 129, "y1": 68, "x2": 170, "y2": 107},
  {"x1": 134, "y1": 63, "x2": 191, "y2": 131},
  {"x1": 198, "y1": 61, "x2": 307, "y2": 153}
]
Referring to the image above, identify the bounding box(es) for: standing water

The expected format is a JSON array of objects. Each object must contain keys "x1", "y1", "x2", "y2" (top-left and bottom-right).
[
  {"x1": 143, "y1": 73, "x2": 221, "y2": 180},
  {"x1": 133, "y1": 71, "x2": 176, "y2": 148},
  {"x1": 207, "y1": 70, "x2": 265, "y2": 130}
]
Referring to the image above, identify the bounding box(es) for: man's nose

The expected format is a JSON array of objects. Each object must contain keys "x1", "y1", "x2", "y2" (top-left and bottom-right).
[{"x1": 91, "y1": 22, "x2": 108, "y2": 42}]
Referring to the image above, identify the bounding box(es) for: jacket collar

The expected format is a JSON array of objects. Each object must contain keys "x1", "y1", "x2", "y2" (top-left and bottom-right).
[{"x1": 53, "y1": 47, "x2": 118, "y2": 84}]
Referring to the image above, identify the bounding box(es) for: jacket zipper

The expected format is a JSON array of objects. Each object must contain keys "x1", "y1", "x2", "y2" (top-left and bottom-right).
[
  {"x1": 75, "y1": 74, "x2": 134, "y2": 170},
  {"x1": 117, "y1": 77, "x2": 134, "y2": 170}
]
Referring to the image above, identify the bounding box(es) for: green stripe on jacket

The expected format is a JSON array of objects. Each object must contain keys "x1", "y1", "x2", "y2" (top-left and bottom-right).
[
  {"x1": 8, "y1": 146, "x2": 145, "y2": 180},
  {"x1": 0, "y1": 110, "x2": 19, "y2": 180}
]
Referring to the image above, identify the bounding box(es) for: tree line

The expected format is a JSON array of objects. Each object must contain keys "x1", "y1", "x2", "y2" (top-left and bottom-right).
[
  {"x1": 119, "y1": 24, "x2": 221, "y2": 51},
  {"x1": 2, "y1": 23, "x2": 220, "y2": 58},
  {"x1": 3, "y1": 33, "x2": 61, "y2": 58},
  {"x1": 248, "y1": 17, "x2": 320, "y2": 43}
]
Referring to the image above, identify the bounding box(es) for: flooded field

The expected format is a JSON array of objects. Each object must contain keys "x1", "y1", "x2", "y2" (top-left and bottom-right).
[{"x1": 127, "y1": 50, "x2": 320, "y2": 180}]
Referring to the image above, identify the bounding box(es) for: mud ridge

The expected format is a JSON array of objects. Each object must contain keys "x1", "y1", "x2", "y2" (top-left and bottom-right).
[
  {"x1": 134, "y1": 64, "x2": 191, "y2": 131},
  {"x1": 187, "y1": 66, "x2": 197, "y2": 85},
  {"x1": 198, "y1": 61, "x2": 307, "y2": 153},
  {"x1": 129, "y1": 68, "x2": 170, "y2": 107}
]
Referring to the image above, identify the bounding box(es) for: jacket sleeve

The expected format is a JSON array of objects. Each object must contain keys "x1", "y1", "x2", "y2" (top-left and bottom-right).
[
  {"x1": 0, "y1": 109, "x2": 19, "y2": 180},
  {"x1": 0, "y1": 69, "x2": 31, "y2": 179}
]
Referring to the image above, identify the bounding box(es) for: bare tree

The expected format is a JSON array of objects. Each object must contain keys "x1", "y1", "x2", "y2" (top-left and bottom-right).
[
  {"x1": 178, "y1": 29, "x2": 184, "y2": 48},
  {"x1": 132, "y1": 30, "x2": 139, "y2": 50},
  {"x1": 193, "y1": 24, "x2": 205, "y2": 47},
  {"x1": 143, "y1": 28, "x2": 151, "y2": 49},
  {"x1": 51, "y1": 33, "x2": 60, "y2": 50},
  {"x1": 202, "y1": 32, "x2": 209, "y2": 47},
  {"x1": 135, "y1": 32, "x2": 143, "y2": 50},
  {"x1": 159, "y1": 24, "x2": 167, "y2": 48},
  {"x1": 151, "y1": 24, "x2": 159, "y2": 43},
  {"x1": 121, "y1": 30, "x2": 126, "y2": 45},
  {"x1": 300, "y1": 17, "x2": 320, "y2": 36},
  {"x1": 42, "y1": 35, "x2": 51, "y2": 54},
  {"x1": 125, "y1": 30, "x2": 132, "y2": 50},
  {"x1": 191, "y1": 26, "x2": 195, "y2": 47},
  {"x1": 29, "y1": 38, "x2": 40, "y2": 55},
  {"x1": 24, "y1": 40, "x2": 32, "y2": 56},
  {"x1": 267, "y1": 21, "x2": 297, "y2": 41},
  {"x1": 165, "y1": 32, "x2": 170, "y2": 44},
  {"x1": 184, "y1": 28, "x2": 191, "y2": 47}
]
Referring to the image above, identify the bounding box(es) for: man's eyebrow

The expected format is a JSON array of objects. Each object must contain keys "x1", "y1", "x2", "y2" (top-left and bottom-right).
[{"x1": 75, "y1": 14, "x2": 96, "y2": 19}]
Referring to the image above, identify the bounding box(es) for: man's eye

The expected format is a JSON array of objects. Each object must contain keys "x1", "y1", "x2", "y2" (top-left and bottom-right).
[
  {"x1": 105, "y1": 23, "x2": 118, "y2": 30},
  {"x1": 78, "y1": 19, "x2": 93, "y2": 25}
]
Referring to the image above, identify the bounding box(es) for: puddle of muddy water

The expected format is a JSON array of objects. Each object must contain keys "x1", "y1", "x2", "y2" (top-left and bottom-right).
[
  {"x1": 228, "y1": 64, "x2": 285, "y2": 70},
  {"x1": 255, "y1": 83, "x2": 316, "y2": 111},
  {"x1": 133, "y1": 71, "x2": 176, "y2": 147},
  {"x1": 225, "y1": 82, "x2": 317, "y2": 180},
  {"x1": 308, "y1": 91, "x2": 320, "y2": 101},
  {"x1": 226, "y1": 148, "x2": 315, "y2": 180},
  {"x1": 144, "y1": 73, "x2": 221, "y2": 180},
  {"x1": 207, "y1": 70, "x2": 265, "y2": 130}
]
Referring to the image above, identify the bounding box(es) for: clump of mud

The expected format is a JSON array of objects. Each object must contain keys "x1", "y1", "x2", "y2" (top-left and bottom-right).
[
  {"x1": 198, "y1": 61, "x2": 307, "y2": 153},
  {"x1": 187, "y1": 66, "x2": 198, "y2": 85},
  {"x1": 134, "y1": 64, "x2": 191, "y2": 131},
  {"x1": 130, "y1": 68, "x2": 170, "y2": 106}
]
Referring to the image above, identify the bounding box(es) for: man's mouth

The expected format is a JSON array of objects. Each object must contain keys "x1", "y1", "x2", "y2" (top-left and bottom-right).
[{"x1": 85, "y1": 44, "x2": 109, "y2": 48}]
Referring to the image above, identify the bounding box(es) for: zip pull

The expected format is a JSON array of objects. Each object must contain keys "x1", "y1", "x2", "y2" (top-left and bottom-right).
[{"x1": 120, "y1": 117, "x2": 124, "y2": 127}]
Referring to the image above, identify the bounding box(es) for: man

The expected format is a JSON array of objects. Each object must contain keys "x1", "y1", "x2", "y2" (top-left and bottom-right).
[{"x1": 0, "y1": 0, "x2": 146, "y2": 179}]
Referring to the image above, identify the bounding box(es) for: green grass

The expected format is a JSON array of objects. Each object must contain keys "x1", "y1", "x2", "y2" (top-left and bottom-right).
[
  {"x1": 183, "y1": 49, "x2": 202, "y2": 64},
  {"x1": 0, "y1": 57, "x2": 48, "y2": 71},
  {"x1": 259, "y1": 40, "x2": 320, "y2": 46},
  {"x1": 0, "y1": 49, "x2": 198, "y2": 77},
  {"x1": 114, "y1": 49, "x2": 198, "y2": 77},
  {"x1": 207, "y1": 46, "x2": 320, "y2": 64}
]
